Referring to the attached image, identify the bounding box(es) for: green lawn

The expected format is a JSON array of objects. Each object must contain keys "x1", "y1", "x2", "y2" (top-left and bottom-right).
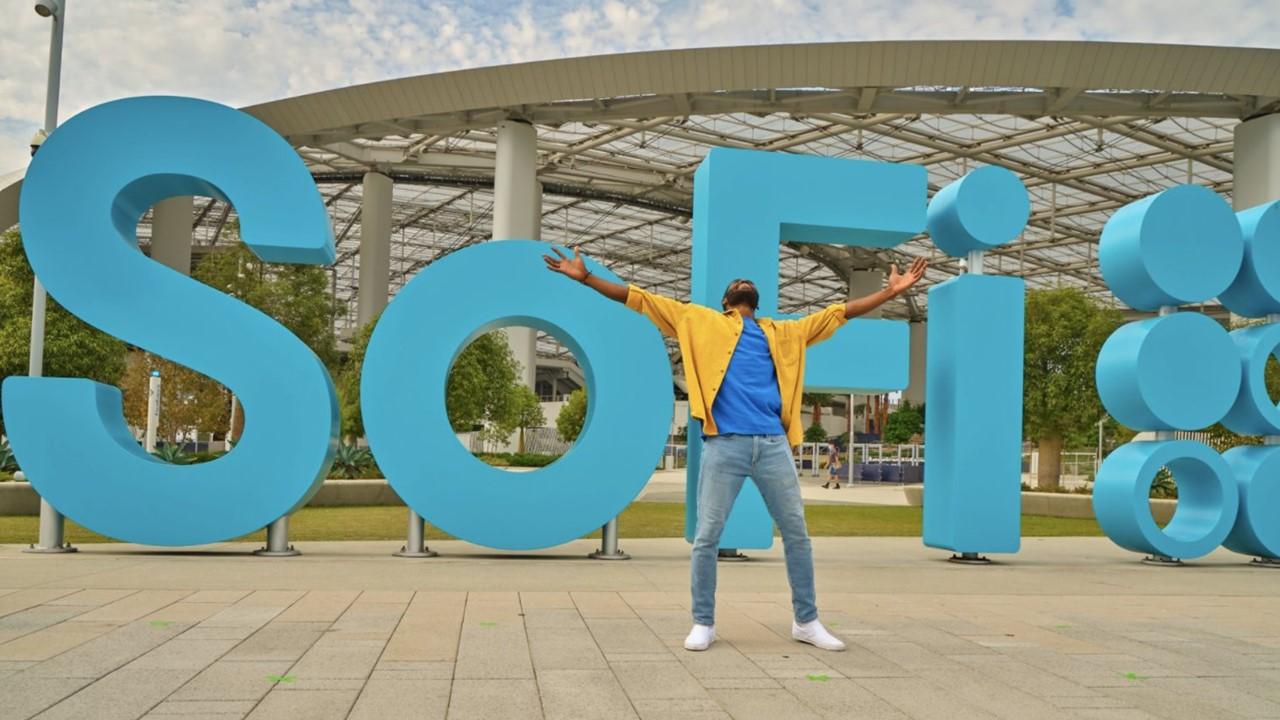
[{"x1": 0, "y1": 503, "x2": 1102, "y2": 545}]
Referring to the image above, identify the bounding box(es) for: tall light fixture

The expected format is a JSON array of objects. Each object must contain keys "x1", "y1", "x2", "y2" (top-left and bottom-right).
[{"x1": 25, "y1": 0, "x2": 73, "y2": 554}]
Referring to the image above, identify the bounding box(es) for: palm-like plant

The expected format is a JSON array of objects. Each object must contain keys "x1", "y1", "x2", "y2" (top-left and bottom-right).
[
  {"x1": 0, "y1": 439, "x2": 18, "y2": 473},
  {"x1": 331, "y1": 443, "x2": 374, "y2": 479},
  {"x1": 153, "y1": 444, "x2": 190, "y2": 465}
]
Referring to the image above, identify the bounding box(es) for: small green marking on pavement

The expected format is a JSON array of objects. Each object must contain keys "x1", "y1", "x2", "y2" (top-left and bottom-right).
[
  {"x1": 1121, "y1": 672, "x2": 1148, "y2": 681},
  {"x1": 149, "y1": 621, "x2": 173, "y2": 627},
  {"x1": 267, "y1": 674, "x2": 296, "y2": 684},
  {"x1": 1055, "y1": 624, "x2": 1071, "y2": 629},
  {"x1": 478, "y1": 621, "x2": 497, "y2": 627},
  {"x1": 806, "y1": 674, "x2": 829, "y2": 682}
]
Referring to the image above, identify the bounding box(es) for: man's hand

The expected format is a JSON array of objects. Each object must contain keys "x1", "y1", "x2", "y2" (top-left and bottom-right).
[
  {"x1": 543, "y1": 246, "x2": 589, "y2": 283},
  {"x1": 887, "y1": 257, "x2": 928, "y2": 295}
]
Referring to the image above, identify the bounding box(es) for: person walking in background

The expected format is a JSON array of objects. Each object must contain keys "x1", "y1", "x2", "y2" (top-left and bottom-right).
[
  {"x1": 822, "y1": 441, "x2": 842, "y2": 490},
  {"x1": 543, "y1": 246, "x2": 926, "y2": 652}
]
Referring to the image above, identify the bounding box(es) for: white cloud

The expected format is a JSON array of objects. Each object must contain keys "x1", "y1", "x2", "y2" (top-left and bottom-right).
[{"x1": 0, "y1": 0, "x2": 1276, "y2": 171}]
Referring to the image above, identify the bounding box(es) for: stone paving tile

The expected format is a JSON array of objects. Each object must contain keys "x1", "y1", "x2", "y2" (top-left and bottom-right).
[
  {"x1": 0, "y1": 605, "x2": 100, "y2": 646},
  {"x1": 778, "y1": 678, "x2": 909, "y2": 719},
  {"x1": 0, "y1": 589, "x2": 81, "y2": 621},
  {"x1": 629, "y1": 697, "x2": 730, "y2": 720},
  {"x1": 857, "y1": 676, "x2": 1001, "y2": 720},
  {"x1": 610, "y1": 660, "x2": 715, "y2": 701},
  {"x1": 0, "y1": 620, "x2": 120, "y2": 662},
  {"x1": 527, "y1": 624, "x2": 608, "y2": 671},
  {"x1": 454, "y1": 592, "x2": 533, "y2": 680},
  {"x1": 271, "y1": 590, "x2": 358, "y2": 623},
  {"x1": 167, "y1": 660, "x2": 290, "y2": 702},
  {"x1": 586, "y1": 618, "x2": 670, "y2": 655},
  {"x1": 127, "y1": 638, "x2": 240, "y2": 671},
  {"x1": 380, "y1": 591, "x2": 464, "y2": 663},
  {"x1": 447, "y1": 678, "x2": 542, "y2": 720},
  {"x1": 142, "y1": 699, "x2": 256, "y2": 715},
  {"x1": 538, "y1": 668, "x2": 638, "y2": 720},
  {"x1": 45, "y1": 589, "x2": 138, "y2": 607},
  {"x1": 73, "y1": 590, "x2": 193, "y2": 626},
  {"x1": 1103, "y1": 676, "x2": 1280, "y2": 719},
  {"x1": 705, "y1": 687, "x2": 823, "y2": 720},
  {"x1": 0, "y1": 675, "x2": 91, "y2": 719},
  {"x1": 220, "y1": 622, "x2": 328, "y2": 662},
  {"x1": 31, "y1": 667, "x2": 198, "y2": 720},
  {"x1": 243, "y1": 688, "x2": 358, "y2": 719},
  {"x1": 917, "y1": 667, "x2": 1080, "y2": 720},
  {"x1": 23, "y1": 620, "x2": 188, "y2": 679},
  {"x1": 347, "y1": 676, "x2": 450, "y2": 720}
]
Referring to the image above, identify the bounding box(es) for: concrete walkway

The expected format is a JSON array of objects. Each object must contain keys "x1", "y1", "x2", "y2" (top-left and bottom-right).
[
  {"x1": 0, "y1": 537, "x2": 1277, "y2": 719},
  {"x1": 638, "y1": 470, "x2": 912, "y2": 506}
]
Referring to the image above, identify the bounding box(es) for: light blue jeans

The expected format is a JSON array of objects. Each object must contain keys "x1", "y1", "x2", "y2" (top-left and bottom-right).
[{"x1": 691, "y1": 433, "x2": 817, "y2": 626}]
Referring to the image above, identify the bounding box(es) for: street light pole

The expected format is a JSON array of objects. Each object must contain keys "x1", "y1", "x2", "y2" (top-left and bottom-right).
[{"x1": 26, "y1": 0, "x2": 73, "y2": 554}]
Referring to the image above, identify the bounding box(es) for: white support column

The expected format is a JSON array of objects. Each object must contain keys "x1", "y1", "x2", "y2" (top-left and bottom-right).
[
  {"x1": 905, "y1": 321, "x2": 927, "y2": 406},
  {"x1": 849, "y1": 269, "x2": 885, "y2": 318},
  {"x1": 1235, "y1": 113, "x2": 1280, "y2": 210},
  {"x1": 493, "y1": 120, "x2": 540, "y2": 391},
  {"x1": 150, "y1": 196, "x2": 193, "y2": 274},
  {"x1": 357, "y1": 171, "x2": 393, "y2": 328}
]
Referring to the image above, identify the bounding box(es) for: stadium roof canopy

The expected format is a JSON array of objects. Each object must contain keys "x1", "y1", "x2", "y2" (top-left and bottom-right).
[{"x1": 16, "y1": 40, "x2": 1280, "y2": 360}]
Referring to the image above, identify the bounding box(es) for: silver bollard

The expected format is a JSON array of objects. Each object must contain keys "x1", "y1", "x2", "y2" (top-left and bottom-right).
[
  {"x1": 589, "y1": 517, "x2": 630, "y2": 560},
  {"x1": 253, "y1": 515, "x2": 300, "y2": 556},
  {"x1": 395, "y1": 510, "x2": 438, "y2": 558},
  {"x1": 24, "y1": 497, "x2": 76, "y2": 554}
]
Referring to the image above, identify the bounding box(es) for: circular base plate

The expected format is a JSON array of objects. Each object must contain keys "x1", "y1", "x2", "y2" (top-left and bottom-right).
[
  {"x1": 23, "y1": 544, "x2": 77, "y2": 554},
  {"x1": 588, "y1": 549, "x2": 631, "y2": 560},
  {"x1": 717, "y1": 550, "x2": 749, "y2": 562},
  {"x1": 1250, "y1": 557, "x2": 1280, "y2": 568},
  {"x1": 394, "y1": 548, "x2": 439, "y2": 558},
  {"x1": 253, "y1": 546, "x2": 301, "y2": 557},
  {"x1": 1141, "y1": 554, "x2": 1183, "y2": 566},
  {"x1": 948, "y1": 553, "x2": 991, "y2": 565}
]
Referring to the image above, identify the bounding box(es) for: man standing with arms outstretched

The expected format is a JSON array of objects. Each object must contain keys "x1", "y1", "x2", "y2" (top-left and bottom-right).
[{"x1": 544, "y1": 247, "x2": 926, "y2": 651}]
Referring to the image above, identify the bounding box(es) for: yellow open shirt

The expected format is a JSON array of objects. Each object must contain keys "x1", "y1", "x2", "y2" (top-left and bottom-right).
[{"x1": 624, "y1": 285, "x2": 849, "y2": 447}]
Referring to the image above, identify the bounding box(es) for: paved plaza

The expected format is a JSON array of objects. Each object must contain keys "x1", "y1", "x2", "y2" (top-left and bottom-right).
[{"x1": 0, "y1": 537, "x2": 1278, "y2": 720}]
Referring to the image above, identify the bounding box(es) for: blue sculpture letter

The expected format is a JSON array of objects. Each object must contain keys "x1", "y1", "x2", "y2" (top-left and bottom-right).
[{"x1": 4, "y1": 97, "x2": 339, "y2": 546}]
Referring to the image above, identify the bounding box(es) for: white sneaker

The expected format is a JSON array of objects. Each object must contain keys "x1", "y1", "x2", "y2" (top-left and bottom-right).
[
  {"x1": 792, "y1": 619, "x2": 846, "y2": 651},
  {"x1": 684, "y1": 624, "x2": 716, "y2": 651}
]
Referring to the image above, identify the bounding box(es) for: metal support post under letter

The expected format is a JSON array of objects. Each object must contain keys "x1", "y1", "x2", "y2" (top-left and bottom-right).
[
  {"x1": 718, "y1": 548, "x2": 748, "y2": 561},
  {"x1": 26, "y1": 0, "x2": 72, "y2": 555},
  {"x1": 589, "y1": 516, "x2": 630, "y2": 559},
  {"x1": 395, "y1": 510, "x2": 438, "y2": 558},
  {"x1": 254, "y1": 516, "x2": 299, "y2": 557}
]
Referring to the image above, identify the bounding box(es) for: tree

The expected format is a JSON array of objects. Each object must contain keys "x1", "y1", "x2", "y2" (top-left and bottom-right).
[
  {"x1": 335, "y1": 319, "x2": 376, "y2": 440},
  {"x1": 510, "y1": 385, "x2": 545, "y2": 453},
  {"x1": 445, "y1": 331, "x2": 522, "y2": 434},
  {"x1": 0, "y1": 231, "x2": 127, "y2": 434},
  {"x1": 557, "y1": 388, "x2": 588, "y2": 442},
  {"x1": 803, "y1": 392, "x2": 834, "y2": 428},
  {"x1": 883, "y1": 399, "x2": 923, "y2": 444},
  {"x1": 1024, "y1": 288, "x2": 1122, "y2": 489}
]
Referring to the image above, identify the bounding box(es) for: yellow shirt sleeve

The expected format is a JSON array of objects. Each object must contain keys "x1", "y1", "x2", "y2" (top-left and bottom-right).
[
  {"x1": 782, "y1": 303, "x2": 850, "y2": 347},
  {"x1": 624, "y1": 285, "x2": 692, "y2": 338}
]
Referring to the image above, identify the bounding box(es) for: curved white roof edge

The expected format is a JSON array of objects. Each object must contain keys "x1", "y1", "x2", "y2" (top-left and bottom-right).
[{"x1": 244, "y1": 40, "x2": 1280, "y2": 141}]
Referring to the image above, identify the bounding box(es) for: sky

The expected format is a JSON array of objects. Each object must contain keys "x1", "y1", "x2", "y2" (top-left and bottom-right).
[{"x1": 0, "y1": 0, "x2": 1277, "y2": 171}]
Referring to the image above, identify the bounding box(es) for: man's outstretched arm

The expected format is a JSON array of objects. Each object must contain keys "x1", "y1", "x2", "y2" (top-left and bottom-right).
[
  {"x1": 843, "y1": 257, "x2": 928, "y2": 319},
  {"x1": 542, "y1": 245, "x2": 628, "y2": 302},
  {"x1": 543, "y1": 245, "x2": 689, "y2": 336}
]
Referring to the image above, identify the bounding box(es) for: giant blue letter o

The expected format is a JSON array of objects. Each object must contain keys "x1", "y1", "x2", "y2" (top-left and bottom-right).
[{"x1": 361, "y1": 240, "x2": 672, "y2": 550}]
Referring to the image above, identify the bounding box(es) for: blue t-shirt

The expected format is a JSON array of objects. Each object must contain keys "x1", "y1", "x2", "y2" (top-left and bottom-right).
[{"x1": 709, "y1": 316, "x2": 785, "y2": 436}]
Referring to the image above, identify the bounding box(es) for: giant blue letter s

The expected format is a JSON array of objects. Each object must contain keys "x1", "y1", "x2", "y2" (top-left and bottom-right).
[{"x1": 4, "y1": 97, "x2": 339, "y2": 546}]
